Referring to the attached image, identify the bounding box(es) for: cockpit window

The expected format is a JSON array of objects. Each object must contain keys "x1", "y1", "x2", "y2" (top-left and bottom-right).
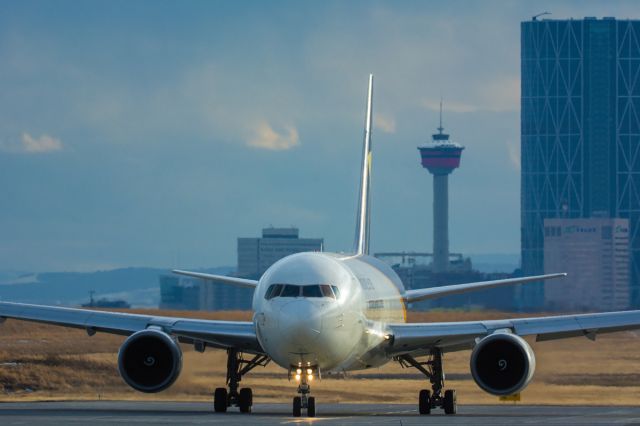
[
  {"x1": 265, "y1": 284, "x2": 283, "y2": 300},
  {"x1": 264, "y1": 283, "x2": 341, "y2": 300},
  {"x1": 331, "y1": 285, "x2": 341, "y2": 300},
  {"x1": 320, "y1": 285, "x2": 335, "y2": 299},
  {"x1": 302, "y1": 285, "x2": 323, "y2": 298},
  {"x1": 280, "y1": 285, "x2": 300, "y2": 297}
]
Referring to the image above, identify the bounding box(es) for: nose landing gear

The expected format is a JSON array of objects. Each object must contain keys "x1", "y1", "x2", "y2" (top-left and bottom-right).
[
  {"x1": 291, "y1": 366, "x2": 317, "y2": 417},
  {"x1": 397, "y1": 348, "x2": 457, "y2": 415},
  {"x1": 213, "y1": 348, "x2": 270, "y2": 413}
]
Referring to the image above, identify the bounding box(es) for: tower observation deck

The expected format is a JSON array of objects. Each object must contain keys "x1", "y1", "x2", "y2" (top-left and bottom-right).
[{"x1": 418, "y1": 103, "x2": 464, "y2": 273}]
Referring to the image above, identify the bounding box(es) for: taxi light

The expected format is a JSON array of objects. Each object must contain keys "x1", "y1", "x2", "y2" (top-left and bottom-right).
[
  {"x1": 307, "y1": 374, "x2": 313, "y2": 381},
  {"x1": 306, "y1": 368, "x2": 313, "y2": 375},
  {"x1": 295, "y1": 374, "x2": 301, "y2": 381},
  {"x1": 296, "y1": 368, "x2": 302, "y2": 374}
]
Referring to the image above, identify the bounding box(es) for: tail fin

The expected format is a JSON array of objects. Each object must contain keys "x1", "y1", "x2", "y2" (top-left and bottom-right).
[{"x1": 354, "y1": 74, "x2": 374, "y2": 255}]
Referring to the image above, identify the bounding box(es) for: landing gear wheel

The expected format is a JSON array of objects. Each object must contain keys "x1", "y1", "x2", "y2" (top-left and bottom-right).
[
  {"x1": 239, "y1": 388, "x2": 253, "y2": 413},
  {"x1": 293, "y1": 396, "x2": 302, "y2": 417},
  {"x1": 214, "y1": 387, "x2": 228, "y2": 413},
  {"x1": 443, "y1": 389, "x2": 457, "y2": 415},
  {"x1": 418, "y1": 389, "x2": 431, "y2": 415},
  {"x1": 307, "y1": 396, "x2": 316, "y2": 417}
]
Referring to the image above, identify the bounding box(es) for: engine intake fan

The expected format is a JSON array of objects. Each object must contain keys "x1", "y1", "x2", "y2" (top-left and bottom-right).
[{"x1": 470, "y1": 332, "x2": 535, "y2": 396}]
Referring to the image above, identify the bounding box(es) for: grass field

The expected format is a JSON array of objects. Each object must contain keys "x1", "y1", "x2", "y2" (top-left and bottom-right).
[{"x1": 1, "y1": 309, "x2": 640, "y2": 405}]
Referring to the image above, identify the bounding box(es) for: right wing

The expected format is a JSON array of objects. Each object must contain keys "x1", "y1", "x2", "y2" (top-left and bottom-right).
[
  {"x1": 0, "y1": 301, "x2": 262, "y2": 353},
  {"x1": 387, "y1": 309, "x2": 640, "y2": 355},
  {"x1": 172, "y1": 269, "x2": 258, "y2": 288}
]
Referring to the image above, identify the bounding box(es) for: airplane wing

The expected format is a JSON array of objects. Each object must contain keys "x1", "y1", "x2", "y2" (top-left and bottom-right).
[
  {"x1": 172, "y1": 269, "x2": 258, "y2": 288},
  {"x1": 0, "y1": 301, "x2": 262, "y2": 353},
  {"x1": 403, "y1": 273, "x2": 566, "y2": 303},
  {"x1": 386, "y1": 310, "x2": 640, "y2": 355}
]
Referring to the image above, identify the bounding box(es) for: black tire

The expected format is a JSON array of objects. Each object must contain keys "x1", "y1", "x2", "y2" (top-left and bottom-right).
[
  {"x1": 307, "y1": 396, "x2": 316, "y2": 417},
  {"x1": 444, "y1": 389, "x2": 457, "y2": 415},
  {"x1": 293, "y1": 396, "x2": 302, "y2": 417},
  {"x1": 418, "y1": 389, "x2": 431, "y2": 415},
  {"x1": 214, "y1": 387, "x2": 228, "y2": 413},
  {"x1": 239, "y1": 388, "x2": 253, "y2": 413}
]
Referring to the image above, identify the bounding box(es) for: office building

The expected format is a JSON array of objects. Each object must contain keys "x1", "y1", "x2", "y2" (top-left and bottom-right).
[
  {"x1": 544, "y1": 218, "x2": 630, "y2": 311},
  {"x1": 237, "y1": 227, "x2": 323, "y2": 278},
  {"x1": 521, "y1": 17, "x2": 640, "y2": 309}
]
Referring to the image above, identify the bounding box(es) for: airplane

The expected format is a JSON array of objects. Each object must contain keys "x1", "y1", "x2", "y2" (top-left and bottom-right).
[{"x1": 2, "y1": 74, "x2": 640, "y2": 418}]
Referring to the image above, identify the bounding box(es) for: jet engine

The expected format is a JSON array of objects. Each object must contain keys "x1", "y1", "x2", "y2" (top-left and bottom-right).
[
  {"x1": 470, "y1": 332, "x2": 535, "y2": 396},
  {"x1": 117, "y1": 329, "x2": 183, "y2": 393}
]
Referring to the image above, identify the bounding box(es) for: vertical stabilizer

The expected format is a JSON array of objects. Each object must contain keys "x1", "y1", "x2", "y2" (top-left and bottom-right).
[{"x1": 354, "y1": 74, "x2": 374, "y2": 255}]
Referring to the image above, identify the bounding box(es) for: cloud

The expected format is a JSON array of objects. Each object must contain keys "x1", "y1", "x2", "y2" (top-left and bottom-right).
[
  {"x1": 0, "y1": 132, "x2": 63, "y2": 154},
  {"x1": 247, "y1": 121, "x2": 299, "y2": 151},
  {"x1": 375, "y1": 113, "x2": 396, "y2": 133},
  {"x1": 21, "y1": 132, "x2": 63, "y2": 153}
]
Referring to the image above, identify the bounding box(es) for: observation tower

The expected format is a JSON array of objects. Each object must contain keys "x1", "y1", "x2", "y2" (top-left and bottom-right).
[{"x1": 418, "y1": 103, "x2": 464, "y2": 273}]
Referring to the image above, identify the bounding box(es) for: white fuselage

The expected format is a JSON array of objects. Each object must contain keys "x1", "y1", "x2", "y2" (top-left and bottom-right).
[{"x1": 252, "y1": 252, "x2": 406, "y2": 373}]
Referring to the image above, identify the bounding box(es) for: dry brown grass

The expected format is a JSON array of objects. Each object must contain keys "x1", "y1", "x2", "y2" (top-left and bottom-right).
[{"x1": 1, "y1": 309, "x2": 640, "y2": 405}]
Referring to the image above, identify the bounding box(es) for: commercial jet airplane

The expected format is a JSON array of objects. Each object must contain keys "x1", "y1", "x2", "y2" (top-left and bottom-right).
[{"x1": 2, "y1": 75, "x2": 640, "y2": 418}]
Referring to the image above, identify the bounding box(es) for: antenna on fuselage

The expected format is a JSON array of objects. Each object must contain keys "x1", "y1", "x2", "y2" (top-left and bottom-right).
[{"x1": 354, "y1": 74, "x2": 374, "y2": 256}]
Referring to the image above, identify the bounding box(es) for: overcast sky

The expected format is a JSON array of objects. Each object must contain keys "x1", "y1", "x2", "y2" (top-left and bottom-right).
[{"x1": 1, "y1": 1, "x2": 638, "y2": 272}]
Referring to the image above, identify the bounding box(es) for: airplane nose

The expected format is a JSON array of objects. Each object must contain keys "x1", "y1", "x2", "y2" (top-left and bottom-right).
[{"x1": 279, "y1": 299, "x2": 323, "y2": 348}]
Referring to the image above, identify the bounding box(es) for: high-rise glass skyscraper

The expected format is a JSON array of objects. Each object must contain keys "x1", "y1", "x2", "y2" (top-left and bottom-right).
[{"x1": 521, "y1": 17, "x2": 640, "y2": 310}]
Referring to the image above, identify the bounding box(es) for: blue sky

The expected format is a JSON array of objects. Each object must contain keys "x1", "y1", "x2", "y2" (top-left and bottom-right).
[{"x1": 1, "y1": 1, "x2": 638, "y2": 272}]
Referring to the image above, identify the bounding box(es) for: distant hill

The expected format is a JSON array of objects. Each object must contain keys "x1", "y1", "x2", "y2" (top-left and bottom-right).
[{"x1": 0, "y1": 266, "x2": 234, "y2": 308}]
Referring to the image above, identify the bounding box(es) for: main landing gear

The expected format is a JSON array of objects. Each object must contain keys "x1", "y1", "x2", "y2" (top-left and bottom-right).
[
  {"x1": 397, "y1": 348, "x2": 457, "y2": 415},
  {"x1": 213, "y1": 348, "x2": 270, "y2": 413},
  {"x1": 291, "y1": 365, "x2": 317, "y2": 417}
]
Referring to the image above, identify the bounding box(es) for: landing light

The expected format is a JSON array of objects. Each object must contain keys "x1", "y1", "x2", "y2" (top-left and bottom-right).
[
  {"x1": 307, "y1": 374, "x2": 313, "y2": 381},
  {"x1": 296, "y1": 368, "x2": 302, "y2": 374},
  {"x1": 295, "y1": 374, "x2": 301, "y2": 381},
  {"x1": 306, "y1": 368, "x2": 313, "y2": 375},
  {"x1": 366, "y1": 328, "x2": 392, "y2": 340}
]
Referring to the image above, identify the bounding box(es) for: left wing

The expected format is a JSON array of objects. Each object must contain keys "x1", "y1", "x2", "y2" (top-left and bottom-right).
[
  {"x1": 403, "y1": 273, "x2": 566, "y2": 303},
  {"x1": 172, "y1": 269, "x2": 258, "y2": 288},
  {"x1": 0, "y1": 301, "x2": 262, "y2": 353},
  {"x1": 386, "y1": 310, "x2": 640, "y2": 355}
]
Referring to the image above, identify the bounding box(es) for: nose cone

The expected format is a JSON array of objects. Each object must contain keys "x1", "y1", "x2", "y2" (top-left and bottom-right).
[{"x1": 279, "y1": 299, "x2": 323, "y2": 351}]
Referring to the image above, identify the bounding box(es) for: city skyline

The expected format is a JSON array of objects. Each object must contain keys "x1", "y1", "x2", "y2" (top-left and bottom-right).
[{"x1": 1, "y1": 1, "x2": 639, "y2": 272}]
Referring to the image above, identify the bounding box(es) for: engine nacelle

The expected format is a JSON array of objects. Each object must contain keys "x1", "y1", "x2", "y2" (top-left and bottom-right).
[
  {"x1": 470, "y1": 332, "x2": 536, "y2": 396},
  {"x1": 118, "y1": 329, "x2": 182, "y2": 393}
]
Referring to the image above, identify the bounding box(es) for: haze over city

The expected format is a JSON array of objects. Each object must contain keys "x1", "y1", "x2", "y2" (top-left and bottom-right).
[{"x1": 1, "y1": 0, "x2": 638, "y2": 272}]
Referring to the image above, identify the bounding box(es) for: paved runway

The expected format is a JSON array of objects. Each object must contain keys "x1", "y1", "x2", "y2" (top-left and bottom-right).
[{"x1": 0, "y1": 401, "x2": 639, "y2": 425}]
